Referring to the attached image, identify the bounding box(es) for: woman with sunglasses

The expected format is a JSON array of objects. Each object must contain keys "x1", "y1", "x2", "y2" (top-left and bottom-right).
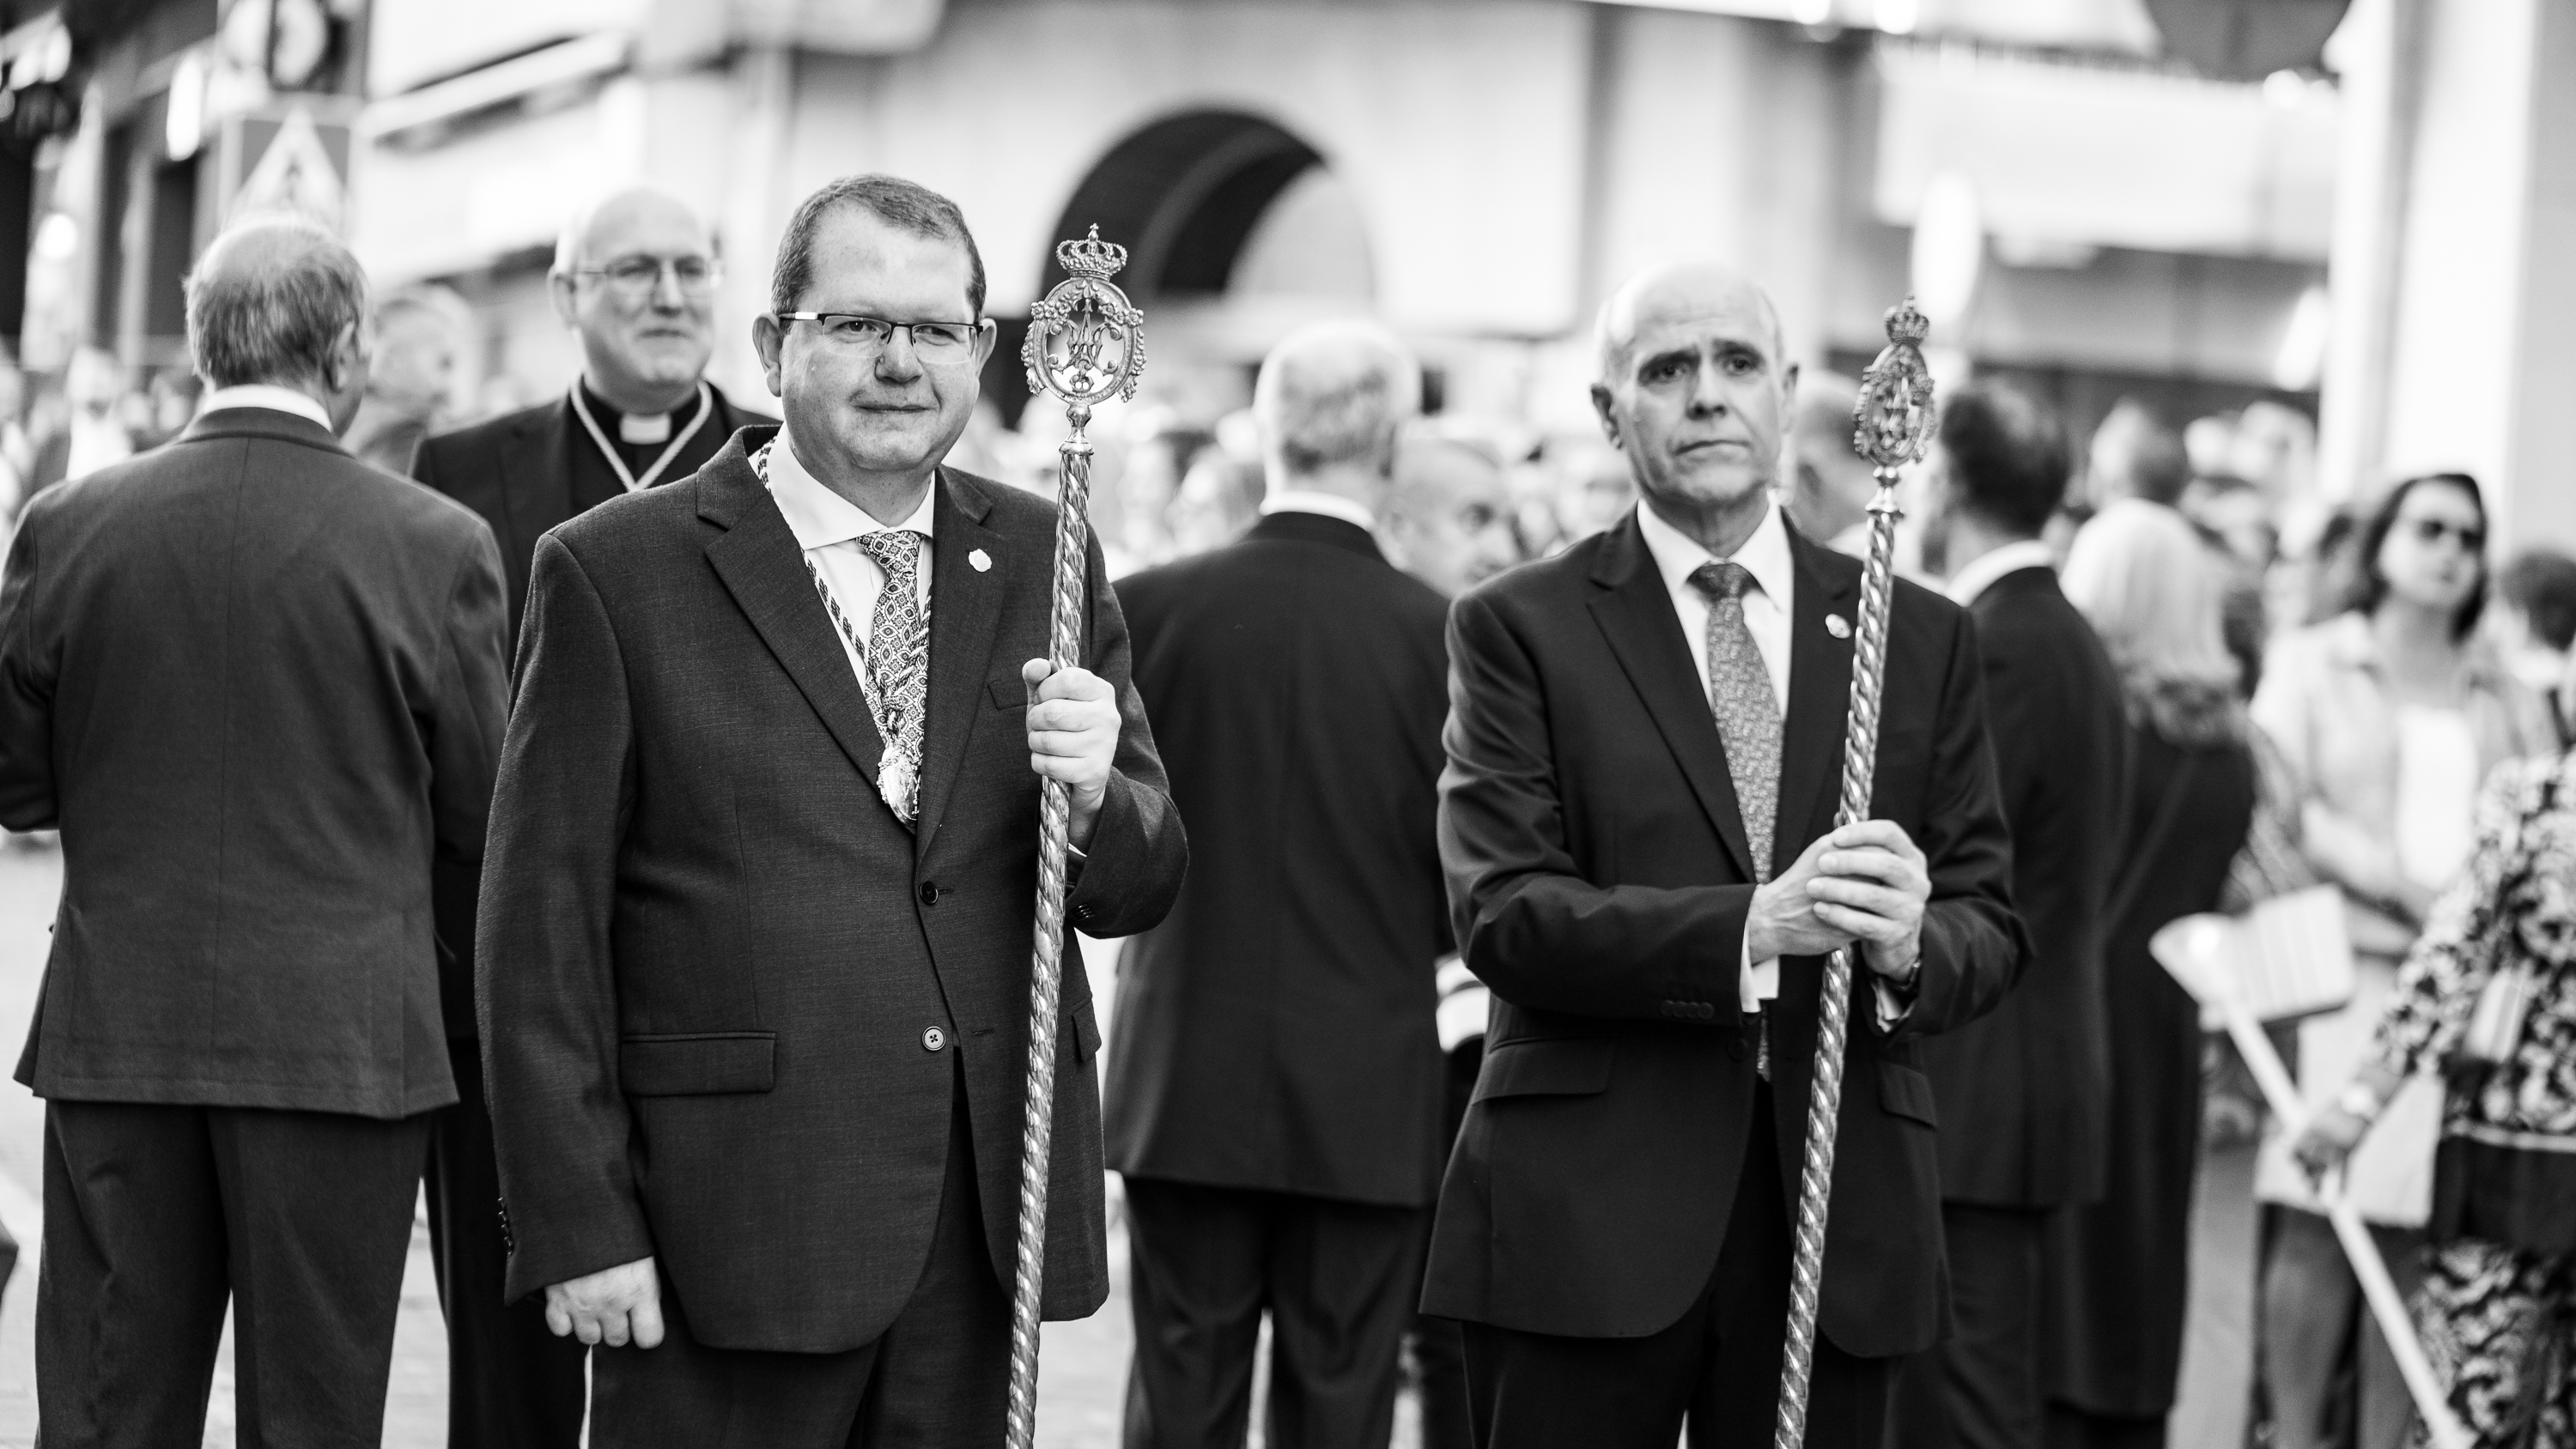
[{"x1": 2249, "y1": 473, "x2": 2556, "y2": 1449}]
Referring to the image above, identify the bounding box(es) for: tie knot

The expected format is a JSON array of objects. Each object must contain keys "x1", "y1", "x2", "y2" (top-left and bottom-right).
[
  {"x1": 1691, "y1": 561, "x2": 1753, "y2": 603},
  {"x1": 858, "y1": 530, "x2": 924, "y2": 576}
]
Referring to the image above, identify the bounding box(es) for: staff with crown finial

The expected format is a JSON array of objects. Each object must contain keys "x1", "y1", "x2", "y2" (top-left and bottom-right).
[
  {"x1": 1771, "y1": 298, "x2": 1941, "y2": 1448},
  {"x1": 1419, "y1": 264, "x2": 2021, "y2": 1449},
  {"x1": 1005, "y1": 226, "x2": 1148, "y2": 1449}
]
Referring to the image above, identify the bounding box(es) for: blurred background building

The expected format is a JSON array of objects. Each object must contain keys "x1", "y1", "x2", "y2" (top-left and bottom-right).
[{"x1": 11, "y1": 0, "x2": 2574, "y2": 547}]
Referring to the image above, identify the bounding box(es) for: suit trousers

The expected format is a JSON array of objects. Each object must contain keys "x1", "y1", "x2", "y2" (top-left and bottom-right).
[
  {"x1": 427, "y1": 1046, "x2": 587, "y2": 1449},
  {"x1": 36, "y1": 1099, "x2": 431, "y2": 1448},
  {"x1": 588, "y1": 1070, "x2": 1009, "y2": 1448},
  {"x1": 1893, "y1": 1203, "x2": 2048, "y2": 1449},
  {"x1": 1451, "y1": 1084, "x2": 1894, "y2": 1449},
  {"x1": 1121, "y1": 1178, "x2": 1430, "y2": 1449}
]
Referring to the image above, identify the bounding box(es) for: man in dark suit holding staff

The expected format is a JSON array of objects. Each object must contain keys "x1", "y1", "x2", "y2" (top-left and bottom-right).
[
  {"x1": 1421, "y1": 262, "x2": 2026, "y2": 1447},
  {"x1": 476, "y1": 173, "x2": 1186, "y2": 1445}
]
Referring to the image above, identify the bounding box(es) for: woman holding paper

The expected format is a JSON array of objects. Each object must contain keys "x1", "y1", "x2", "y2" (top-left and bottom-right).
[
  {"x1": 2252, "y1": 473, "x2": 2555, "y2": 1449},
  {"x1": 2293, "y1": 736, "x2": 2576, "y2": 1449}
]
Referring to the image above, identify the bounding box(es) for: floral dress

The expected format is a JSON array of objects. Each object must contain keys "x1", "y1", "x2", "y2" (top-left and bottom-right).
[{"x1": 2367, "y1": 750, "x2": 2576, "y2": 1448}]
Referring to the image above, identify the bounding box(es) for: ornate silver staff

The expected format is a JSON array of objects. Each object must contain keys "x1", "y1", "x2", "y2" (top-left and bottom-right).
[
  {"x1": 1005, "y1": 227, "x2": 1144, "y2": 1449},
  {"x1": 1774, "y1": 298, "x2": 1935, "y2": 1449}
]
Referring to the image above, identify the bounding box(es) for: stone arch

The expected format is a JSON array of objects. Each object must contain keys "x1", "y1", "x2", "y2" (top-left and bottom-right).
[{"x1": 1039, "y1": 108, "x2": 1343, "y2": 300}]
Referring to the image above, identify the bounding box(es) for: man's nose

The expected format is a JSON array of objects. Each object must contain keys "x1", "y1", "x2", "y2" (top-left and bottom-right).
[
  {"x1": 874, "y1": 331, "x2": 926, "y2": 381},
  {"x1": 648, "y1": 264, "x2": 687, "y2": 312},
  {"x1": 1687, "y1": 361, "x2": 1728, "y2": 415}
]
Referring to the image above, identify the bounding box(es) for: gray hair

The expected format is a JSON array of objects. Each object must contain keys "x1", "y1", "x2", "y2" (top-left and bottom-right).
[
  {"x1": 1253, "y1": 321, "x2": 1422, "y2": 477},
  {"x1": 185, "y1": 221, "x2": 368, "y2": 390},
  {"x1": 770, "y1": 174, "x2": 986, "y2": 318}
]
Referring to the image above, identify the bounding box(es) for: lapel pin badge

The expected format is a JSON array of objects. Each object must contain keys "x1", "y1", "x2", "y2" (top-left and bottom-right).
[
  {"x1": 1825, "y1": 614, "x2": 1852, "y2": 640},
  {"x1": 969, "y1": 549, "x2": 993, "y2": 573}
]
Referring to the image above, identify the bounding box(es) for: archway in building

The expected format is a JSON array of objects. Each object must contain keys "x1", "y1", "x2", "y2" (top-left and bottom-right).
[{"x1": 993, "y1": 109, "x2": 1373, "y2": 421}]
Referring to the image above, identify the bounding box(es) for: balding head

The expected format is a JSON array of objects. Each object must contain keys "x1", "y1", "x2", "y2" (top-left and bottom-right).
[
  {"x1": 1589, "y1": 262, "x2": 1798, "y2": 546},
  {"x1": 185, "y1": 218, "x2": 371, "y2": 427},
  {"x1": 1595, "y1": 262, "x2": 1784, "y2": 385},
  {"x1": 1388, "y1": 429, "x2": 1518, "y2": 597},
  {"x1": 1252, "y1": 320, "x2": 1420, "y2": 491},
  {"x1": 1787, "y1": 369, "x2": 1874, "y2": 543},
  {"x1": 550, "y1": 183, "x2": 720, "y2": 415}
]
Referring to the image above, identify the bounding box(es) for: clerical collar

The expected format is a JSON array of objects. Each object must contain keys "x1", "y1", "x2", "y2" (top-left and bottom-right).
[{"x1": 570, "y1": 379, "x2": 714, "y2": 493}]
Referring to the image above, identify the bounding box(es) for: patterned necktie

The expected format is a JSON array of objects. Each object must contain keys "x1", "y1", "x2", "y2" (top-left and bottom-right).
[
  {"x1": 1689, "y1": 561, "x2": 1782, "y2": 882},
  {"x1": 854, "y1": 530, "x2": 931, "y2": 826}
]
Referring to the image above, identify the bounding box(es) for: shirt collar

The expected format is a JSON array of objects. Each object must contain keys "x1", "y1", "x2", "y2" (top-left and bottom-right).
[
  {"x1": 1946, "y1": 538, "x2": 2059, "y2": 608},
  {"x1": 198, "y1": 385, "x2": 332, "y2": 431},
  {"x1": 1636, "y1": 494, "x2": 1793, "y2": 609},
  {"x1": 1260, "y1": 488, "x2": 1376, "y2": 531},
  {"x1": 765, "y1": 427, "x2": 939, "y2": 549}
]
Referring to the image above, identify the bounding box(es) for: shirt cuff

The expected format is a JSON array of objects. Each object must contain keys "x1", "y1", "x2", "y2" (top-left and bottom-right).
[{"x1": 1873, "y1": 974, "x2": 1915, "y2": 1029}]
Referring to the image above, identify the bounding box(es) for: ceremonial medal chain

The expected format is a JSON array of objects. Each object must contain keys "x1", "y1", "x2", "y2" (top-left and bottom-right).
[
  {"x1": 570, "y1": 381, "x2": 715, "y2": 493},
  {"x1": 750, "y1": 440, "x2": 926, "y2": 821}
]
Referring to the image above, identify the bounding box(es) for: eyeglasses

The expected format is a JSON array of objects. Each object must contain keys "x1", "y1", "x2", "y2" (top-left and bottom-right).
[
  {"x1": 775, "y1": 312, "x2": 984, "y2": 360},
  {"x1": 2403, "y1": 516, "x2": 2484, "y2": 551},
  {"x1": 572, "y1": 255, "x2": 723, "y2": 301}
]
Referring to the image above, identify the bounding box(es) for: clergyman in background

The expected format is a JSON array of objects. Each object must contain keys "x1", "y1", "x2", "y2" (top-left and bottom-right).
[
  {"x1": 1109, "y1": 322, "x2": 1455, "y2": 1449},
  {"x1": 409, "y1": 182, "x2": 768, "y2": 1449},
  {"x1": 0, "y1": 219, "x2": 508, "y2": 1444},
  {"x1": 1896, "y1": 379, "x2": 2129, "y2": 1449}
]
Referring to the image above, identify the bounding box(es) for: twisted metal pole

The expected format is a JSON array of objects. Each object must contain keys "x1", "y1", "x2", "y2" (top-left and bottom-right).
[
  {"x1": 1005, "y1": 228, "x2": 1145, "y2": 1449},
  {"x1": 1774, "y1": 299, "x2": 1937, "y2": 1449}
]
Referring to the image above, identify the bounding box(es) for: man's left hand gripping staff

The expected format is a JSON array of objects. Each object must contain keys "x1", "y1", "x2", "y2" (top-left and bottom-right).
[{"x1": 1024, "y1": 658, "x2": 1121, "y2": 849}]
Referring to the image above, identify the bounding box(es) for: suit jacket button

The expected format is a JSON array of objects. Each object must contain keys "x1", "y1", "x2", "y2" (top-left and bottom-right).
[
  {"x1": 919, "y1": 882, "x2": 940, "y2": 906},
  {"x1": 1727, "y1": 1036, "x2": 1747, "y2": 1060},
  {"x1": 922, "y1": 1027, "x2": 947, "y2": 1052}
]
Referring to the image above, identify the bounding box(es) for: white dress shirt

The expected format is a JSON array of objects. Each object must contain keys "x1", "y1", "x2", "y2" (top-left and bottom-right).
[
  {"x1": 765, "y1": 428, "x2": 936, "y2": 689},
  {"x1": 1943, "y1": 538, "x2": 2059, "y2": 609},
  {"x1": 198, "y1": 384, "x2": 333, "y2": 431},
  {"x1": 1635, "y1": 498, "x2": 1911, "y2": 1025},
  {"x1": 1259, "y1": 488, "x2": 1377, "y2": 531}
]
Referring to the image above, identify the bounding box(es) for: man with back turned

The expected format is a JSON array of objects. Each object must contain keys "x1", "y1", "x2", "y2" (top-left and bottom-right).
[
  {"x1": 0, "y1": 220, "x2": 510, "y2": 1444},
  {"x1": 1893, "y1": 379, "x2": 2129, "y2": 1449},
  {"x1": 1110, "y1": 322, "x2": 1454, "y2": 1449},
  {"x1": 1420, "y1": 263, "x2": 2026, "y2": 1446}
]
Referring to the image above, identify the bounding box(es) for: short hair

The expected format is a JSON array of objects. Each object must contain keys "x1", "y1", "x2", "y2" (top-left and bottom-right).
[
  {"x1": 2354, "y1": 472, "x2": 2489, "y2": 639},
  {"x1": 769, "y1": 174, "x2": 986, "y2": 318},
  {"x1": 1938, "y1": 380, "x2": 2069, "y2": 537},
  {"x1": 185, "y1": 222, "x2": 369, "y2": 390},
  {"x1": 2499, "y1": 549, "x2": 2576, "y2": 652},
  {"x1": 1253, "y1": 321, "x2": 1421, "y2": 477},
  {"x1": 2093, "y1": 398, "x2": 2190, "y2": 507}
]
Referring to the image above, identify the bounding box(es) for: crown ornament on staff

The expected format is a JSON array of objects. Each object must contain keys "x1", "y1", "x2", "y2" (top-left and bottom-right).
[
  {"x1": 1853, "y1": 296, "x2": 1936, "y2": 479},
  {"x1": 1024, "y1": 225, "x2": 1146, "y2": 413}
]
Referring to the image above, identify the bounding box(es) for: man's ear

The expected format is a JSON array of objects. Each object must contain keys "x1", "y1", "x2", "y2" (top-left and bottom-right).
[
  {"x1": 1782, "y1": 360, "x2": 1801, "y2": 418},
  {"x1": 1589, "y1": 384, "x2": 1620, "y2": 448},
  {"x1": 751, "y1": 313, "x2": 786, "y2": 398},
  {"x1": 970, "y1": 318, "x2": 999, "y2": 370},
  {"x1": 329, "y1": 321, "x2": 368, "y2": 396},
  {"x1": 547, "y1": 272, "x2": 579, "y2": 329}
]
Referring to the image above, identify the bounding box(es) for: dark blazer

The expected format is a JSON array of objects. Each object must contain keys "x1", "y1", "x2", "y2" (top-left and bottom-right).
[
  {"x1": 1421, "y1": 508, "x2": 2026, "y2": 1359},
  {"x1": 0, "y1": 408, "x2": 509, "y2": 1119},
  {"x1": 1922, "y1": 565, "x2": 2129, "y2": 1207},
  {"x1": 412, "y1": 382, "x2": 765, "y2": 1038},
  {"x1": 1108, "y1": 510, "x2": 1453, "y2": 1207},
  {"x1": 476, "y1": 427, "x2": 1187, "y2": 1355}
]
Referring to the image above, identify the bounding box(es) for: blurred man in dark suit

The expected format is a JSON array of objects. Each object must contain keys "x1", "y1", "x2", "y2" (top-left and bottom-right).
[
  {"x1": 1895, "y1": 381, "x2": 2129, "y2": 1449},
  {"x1": 1109, "y1": 322, "x2": 1452, "y2": 1449},
  {"x1": 0, "y1": 220, "x2": 509, "y2": 1445},
  {"x1": 410, "y1": 183, "x2": 764, "y2": 1449},
  {"x1": 1423, "y1": 262, "x2": 2026, "y2": 1448},
  {"x1": 477, "y1": 173, "x2": 1185, "y2": 1446}
]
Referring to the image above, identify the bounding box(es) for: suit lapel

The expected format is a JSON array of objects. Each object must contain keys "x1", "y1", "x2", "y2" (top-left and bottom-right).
[
  {"x1": 505, "y1": 401, "x2": 579, "y2": 566},
  {"x1": 700, "y1": 442, "x2": 887, "y2": 789},
  {"x1": 1774, "y1": 526, "x2": 1862, "y2": 871},
  {"x1": 1586, "y1": 516, "x2": 1757, "y2": 882},
  {"x1": 912, "y1": 469, "x2": 1009, "y2": 857}
]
